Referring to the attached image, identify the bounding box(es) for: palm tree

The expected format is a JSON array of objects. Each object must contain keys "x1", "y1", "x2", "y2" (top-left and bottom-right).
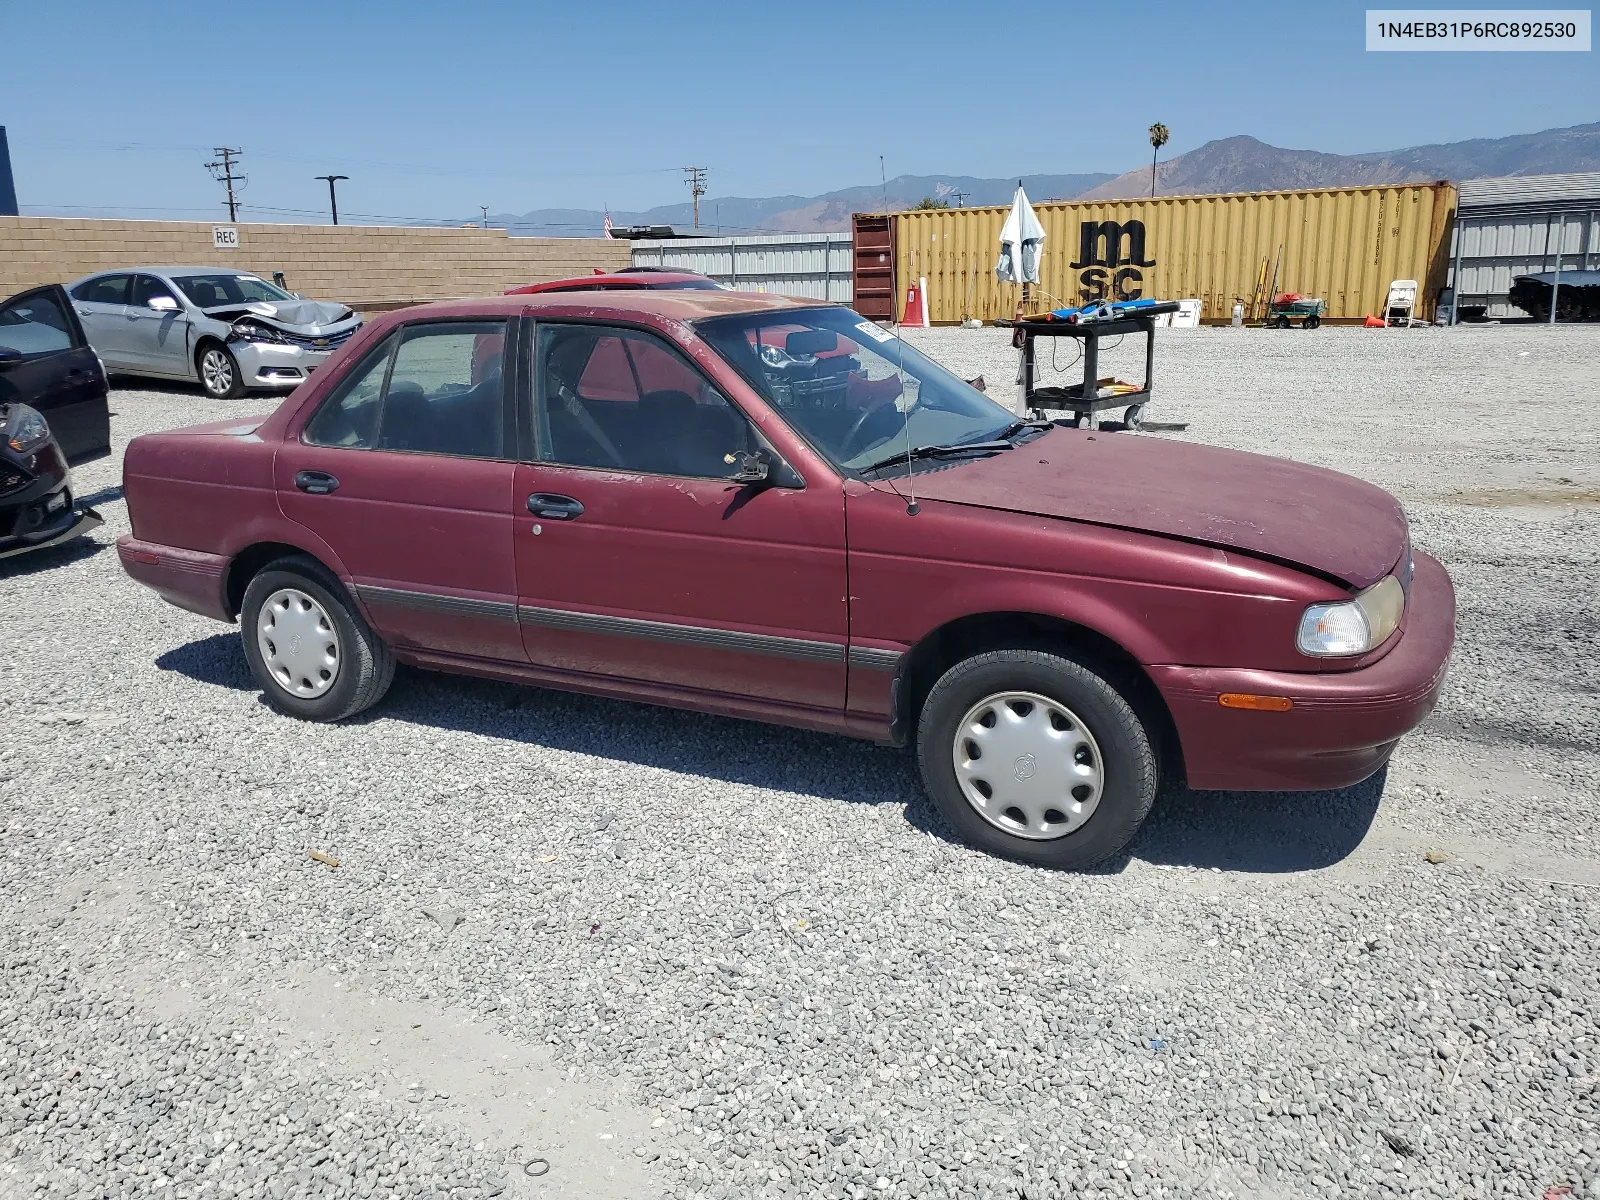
[{"x1": 1148, "y1": 123, "x2": 1170, "y2": 197}]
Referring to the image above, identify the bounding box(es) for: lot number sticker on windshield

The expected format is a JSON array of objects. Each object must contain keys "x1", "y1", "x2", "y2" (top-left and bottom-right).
[{"x1": 854, "y1": 321, "x2": 896, "y2": 343}]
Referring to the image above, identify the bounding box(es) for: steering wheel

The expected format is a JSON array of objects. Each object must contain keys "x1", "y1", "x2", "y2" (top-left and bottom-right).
[{"x1": 838, "y1": 401, "x2": 899, "y2": 461}]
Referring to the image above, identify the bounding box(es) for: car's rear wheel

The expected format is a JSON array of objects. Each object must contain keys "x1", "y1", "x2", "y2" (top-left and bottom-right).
[
  {"x1": 240, "y1": 556, "x2": 394, "y2": 721},
  {"x1": 198, "y1": 342, "x2": 245, "y2": 399},
  {"x1": 916, "y1": 648, "x2": 1158, "y2": 870}
]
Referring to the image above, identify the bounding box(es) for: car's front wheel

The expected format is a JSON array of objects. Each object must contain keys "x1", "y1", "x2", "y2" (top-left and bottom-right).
[
  {"x1": 240, "y1": 556, "x2": 395, "y2": 722},
  {"x1": 916, "y1": 649, "x2": 1158, "y2": 870},
  {"x1": 198, "y1": 342, "x2": 245, "y2": 399}
]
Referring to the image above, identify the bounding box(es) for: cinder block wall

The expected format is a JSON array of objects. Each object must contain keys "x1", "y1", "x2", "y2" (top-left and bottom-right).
[{"x1": 0, "y1": 217, "x2": 632, "y2": 308}]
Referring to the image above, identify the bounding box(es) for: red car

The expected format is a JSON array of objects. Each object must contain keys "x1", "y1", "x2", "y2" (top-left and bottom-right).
[
  {"x1": 118, "y1": 292, "x2": 1454, "y2": 869},
  {"x1": 505, "y1": 267, "x2": 726, "y2": 295}
]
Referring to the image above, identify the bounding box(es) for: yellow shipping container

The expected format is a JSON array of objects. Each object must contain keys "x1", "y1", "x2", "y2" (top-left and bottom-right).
[{"x1": 889, "y1": 182, "x2": 1456, "y2": 325}]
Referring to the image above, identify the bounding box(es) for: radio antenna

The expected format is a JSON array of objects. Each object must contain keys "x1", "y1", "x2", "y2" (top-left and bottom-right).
[{"x1": 895, "y1": 328, "x2": 919, "y2": 515}]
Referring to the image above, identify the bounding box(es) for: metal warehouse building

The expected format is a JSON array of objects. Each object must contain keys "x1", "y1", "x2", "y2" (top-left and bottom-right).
[{"x1": 1449, "y1": 172, "x2": 1600, "y2": 321}]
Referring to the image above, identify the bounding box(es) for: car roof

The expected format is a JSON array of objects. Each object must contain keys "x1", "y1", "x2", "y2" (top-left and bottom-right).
[
  {"x1": 506, "y1": 270, "x2": 719, "y2": 294},
  {"x1": 403, "y1": 290, "x2": 834, "y2": 322},
  {"x1": 70, "y1": 266, "x2": 271, "y2": 281}
]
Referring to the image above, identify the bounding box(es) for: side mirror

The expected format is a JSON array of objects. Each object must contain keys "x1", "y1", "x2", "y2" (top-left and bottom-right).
[
  {"x1": 147, "y1": 295, "x2": 179, "y2": 313},
  {"x1": 725, "y1": 450, "x2": 770, "y2": 485}
]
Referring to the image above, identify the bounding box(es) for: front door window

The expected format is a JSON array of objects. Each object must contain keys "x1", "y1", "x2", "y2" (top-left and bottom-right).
[{"x1": 533, "y1": 324, "x2": 759, "y2": 479}]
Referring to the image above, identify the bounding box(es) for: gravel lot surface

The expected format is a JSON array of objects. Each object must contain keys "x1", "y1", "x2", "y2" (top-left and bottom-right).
[{"x1": 3, "y1": 326, "x2": 1597, "y2": 1200}]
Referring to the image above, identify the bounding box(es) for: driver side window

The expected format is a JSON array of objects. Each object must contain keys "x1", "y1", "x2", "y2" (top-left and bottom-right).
[{"x1": 533, "y1": 324, "x2": 760, "y2": 480}]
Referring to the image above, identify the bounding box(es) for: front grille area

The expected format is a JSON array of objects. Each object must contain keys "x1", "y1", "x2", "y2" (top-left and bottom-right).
[
  {"x1": 275, "y1": 325, "x2": 359, "y2": 351},
  {"x1": 0, "y1": 462, "x2": 34, "y2": 498}
]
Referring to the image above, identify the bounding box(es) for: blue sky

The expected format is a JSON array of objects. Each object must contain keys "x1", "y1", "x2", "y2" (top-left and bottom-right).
[{"x1": 3, "y1": 0, "x2": 1595, "y2": 224}]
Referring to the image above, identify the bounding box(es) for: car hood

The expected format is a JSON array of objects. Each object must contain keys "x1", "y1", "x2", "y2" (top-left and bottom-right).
[
  {"x1": 201, "y1": 299, "x2": 357, "y2": 332},
  {"x1": 900, "y1": 427, "x2": 1407, "y2": 588}
]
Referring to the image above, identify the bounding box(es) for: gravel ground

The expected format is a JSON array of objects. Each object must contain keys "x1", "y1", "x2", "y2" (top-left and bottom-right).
[{"x1": 2, "y1": 326, "x2": 1597, "y2": 1200}]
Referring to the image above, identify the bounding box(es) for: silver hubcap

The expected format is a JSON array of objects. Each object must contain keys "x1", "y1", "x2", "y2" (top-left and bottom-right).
[
  {"x1": 202, "y1": 349, "x2": 233, "y2": 394},
  {"x1": 952, "y1": 691, "x2": 1104, "y2": 840},
  {"x1": 257, "y1": 588, "x2": 340, "y2": 699}
]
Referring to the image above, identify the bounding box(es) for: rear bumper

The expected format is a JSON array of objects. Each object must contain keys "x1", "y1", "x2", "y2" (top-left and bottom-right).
[
  {"x1": 1151, "y1": 550, "x2": 1456, "y2": 792},
  {"x1": 116, "y1": 536, "x2": 233, "y2": 622}
]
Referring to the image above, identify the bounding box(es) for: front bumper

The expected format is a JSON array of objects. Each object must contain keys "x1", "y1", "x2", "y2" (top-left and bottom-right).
[
  {"x1": 1151, "y1": 550, "x2": 1456, "y2": 792},
  {"x1": 0, "y1": 505, "x2": 102, "y2": 561},
  {"x1": 229, "y1": 340, "x2": 339, "y2": 389}
]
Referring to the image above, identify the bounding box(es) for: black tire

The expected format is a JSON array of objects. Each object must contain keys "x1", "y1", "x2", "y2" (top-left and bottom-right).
[
  {"x1": 1123, "y1": 403, "x2": 1144, "y2": 431},
  {"x1": 915, "y1": 649, "x2": 1158, "y2": 870},
  {"x1": 1304, "y1": 314, "x2": 1321, "y2": 330},
  {"x1": 1275, "y1": 315, "x2": 1291, "y2": 329},
  {"x1": 197, "y1": 341, "x2": 245, "y2": 399},
  {"x1": 239, "y1": 555, "x2": 395, "y2": 722}
]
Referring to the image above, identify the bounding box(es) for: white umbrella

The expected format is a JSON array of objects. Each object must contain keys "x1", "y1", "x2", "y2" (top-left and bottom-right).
[{"x1": 996, "y1": 183, "x2": 1045, "y2": 285}]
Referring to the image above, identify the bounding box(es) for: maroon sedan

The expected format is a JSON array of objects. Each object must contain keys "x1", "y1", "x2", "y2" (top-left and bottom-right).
[{"x1": 118, "y1": 292, "x2": 1454, "y2": 869}]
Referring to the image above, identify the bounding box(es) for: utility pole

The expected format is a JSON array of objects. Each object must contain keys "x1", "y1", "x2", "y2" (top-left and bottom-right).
[
  {"x1": 315, "y1": 174, "x2": 348, "y2": 225},
  {"x1": 682, "y1": 166, "x2": 708, "y2": 229},
  {"x1": 951, "y1": 190, "x2": 970, "y2": 209},
  {"x1": 205, "y1": 147, "x2": 245, "y2": 221},
  {"x1": 479, "y1": 205, "x2": 489, "y2": 229}
]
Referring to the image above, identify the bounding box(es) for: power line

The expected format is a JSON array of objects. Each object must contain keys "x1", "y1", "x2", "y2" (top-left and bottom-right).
[
  {"x1": 682, "y1": 166, "x2": 708, "y2": 229},
  {"x1": 204, "y1": 147, "x2": 245, "y2": 221},
  {"x1": 314, "y1": 174, "x2": 348, "y2": 224}
]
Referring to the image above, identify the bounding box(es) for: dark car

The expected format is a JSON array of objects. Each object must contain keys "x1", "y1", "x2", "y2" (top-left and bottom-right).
[
  {"x1": 116, "y1": 292, "x2": 1454, "y2": 870},
  {"x1": 505, "y1": 267, "x2": 727, "y2": 296},
  {"x1": 0, "y1": 284, "x2": 111, "y2": 561}
]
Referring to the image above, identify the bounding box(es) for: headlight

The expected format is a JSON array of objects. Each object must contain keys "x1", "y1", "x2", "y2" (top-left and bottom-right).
[
  {"x1": 230, "y1": 321, "x2": 285, "y2": 344},
  {"x1": 4, "y1": 403, "x2": 50, "y2": 453},
  {"x1": 1296, "y1": 575, "x2": 1406, "y2": 657}
]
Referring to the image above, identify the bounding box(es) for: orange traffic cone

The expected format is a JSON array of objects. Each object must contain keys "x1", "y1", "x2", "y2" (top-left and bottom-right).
[
  {"x1": 901, "y1": 278, "x2": 929, "y2": 328},
  {"x1": 1363, "y1": 314, "x2": 1386, "y2": 328}
]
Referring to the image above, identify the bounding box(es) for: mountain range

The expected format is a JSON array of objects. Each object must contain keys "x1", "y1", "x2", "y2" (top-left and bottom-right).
[{"x1": 488, "y1": 121, "x2": 1600, "y2": 236}]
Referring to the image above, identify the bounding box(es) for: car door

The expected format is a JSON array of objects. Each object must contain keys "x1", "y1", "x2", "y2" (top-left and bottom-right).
[
  {"x1": 277, "y1": 318, "x2": 524, "y2": 664},
  {"x1": 68, "y1": 273, "x2": 136, "y2": 368},
  {"x1": 512, "y1": 320, "x2": 849, "y2": 713},
  {"x1": 126, "y1": 274, "x2": 193, "y2": 376},
  {"x1": 0, "y1": 284, "x2": 111, "y2": 465}
]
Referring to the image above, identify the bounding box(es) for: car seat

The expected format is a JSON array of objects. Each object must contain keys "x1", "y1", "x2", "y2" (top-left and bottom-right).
[
  {"x1": 187, "y1": 281, "x2": 225, "y2": 308},
  {"x1": 377, "y1": 381, "x2": 431, "y2": 452}
]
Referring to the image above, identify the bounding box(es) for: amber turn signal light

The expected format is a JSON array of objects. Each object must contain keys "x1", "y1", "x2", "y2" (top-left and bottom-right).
[{"x1": 1218, "y1": 693, "x2": 1293, "y2": 712}]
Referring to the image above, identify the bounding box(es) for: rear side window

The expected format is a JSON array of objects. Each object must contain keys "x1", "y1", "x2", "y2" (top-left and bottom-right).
[
  {"x1": 71, "y1": 275, "x2": 131, "y2": 305},
  {"x1": 303, "y1": 322, "x2": 508, "y2": 459}
]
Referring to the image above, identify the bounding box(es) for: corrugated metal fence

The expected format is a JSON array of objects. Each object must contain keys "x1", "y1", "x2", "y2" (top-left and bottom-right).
[
  {"x1": 629, "y1": 233, "x2": 853, "y2": 302},
  {"x1": 1451, "y1": 172, "x2": 1600, "y2": 319}
]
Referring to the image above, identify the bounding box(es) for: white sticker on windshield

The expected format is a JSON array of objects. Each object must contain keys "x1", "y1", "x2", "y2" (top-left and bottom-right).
[{"x1": 854, "y1": 320, "x2": 896, "y2": 344}]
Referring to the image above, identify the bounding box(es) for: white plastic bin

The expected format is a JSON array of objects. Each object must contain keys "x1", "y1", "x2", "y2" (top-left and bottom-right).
[{"x1": 1171, "y1": 299, "x2": 1202, "y2": 328}]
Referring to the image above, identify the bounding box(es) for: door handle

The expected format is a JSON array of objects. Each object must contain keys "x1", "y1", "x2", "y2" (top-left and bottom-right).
[
  {"x1": 294, "y1": 470, "x2": 339, "y2": 495},
  {"x1": 76, "y1": 309, "x2": 92, "y2": 317},
  {"x1": 526, "y1": 493, "x2": 584, "y2": 520}
]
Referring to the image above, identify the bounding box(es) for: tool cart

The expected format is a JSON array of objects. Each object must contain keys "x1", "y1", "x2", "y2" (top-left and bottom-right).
[{"x1": 997, "y1": 300, "x2": 1180, "y2": 430}]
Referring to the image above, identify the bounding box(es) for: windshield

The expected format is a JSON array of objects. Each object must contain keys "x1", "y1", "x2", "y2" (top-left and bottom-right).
[
  {"x1": 173, "y1": 274, "x2": 293, "y2": 308},
  {"x1": 696, "y1": 306, "x2": 1015, "y2": 472}
]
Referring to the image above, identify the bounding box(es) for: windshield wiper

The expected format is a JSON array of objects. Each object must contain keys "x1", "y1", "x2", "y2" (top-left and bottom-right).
[
  {"x1": 997, "y1": 418, "x2": 1055, "y2": 440},
  {"x1": 857, "y1": 440, "x2": 1014, "y2": 476}
]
